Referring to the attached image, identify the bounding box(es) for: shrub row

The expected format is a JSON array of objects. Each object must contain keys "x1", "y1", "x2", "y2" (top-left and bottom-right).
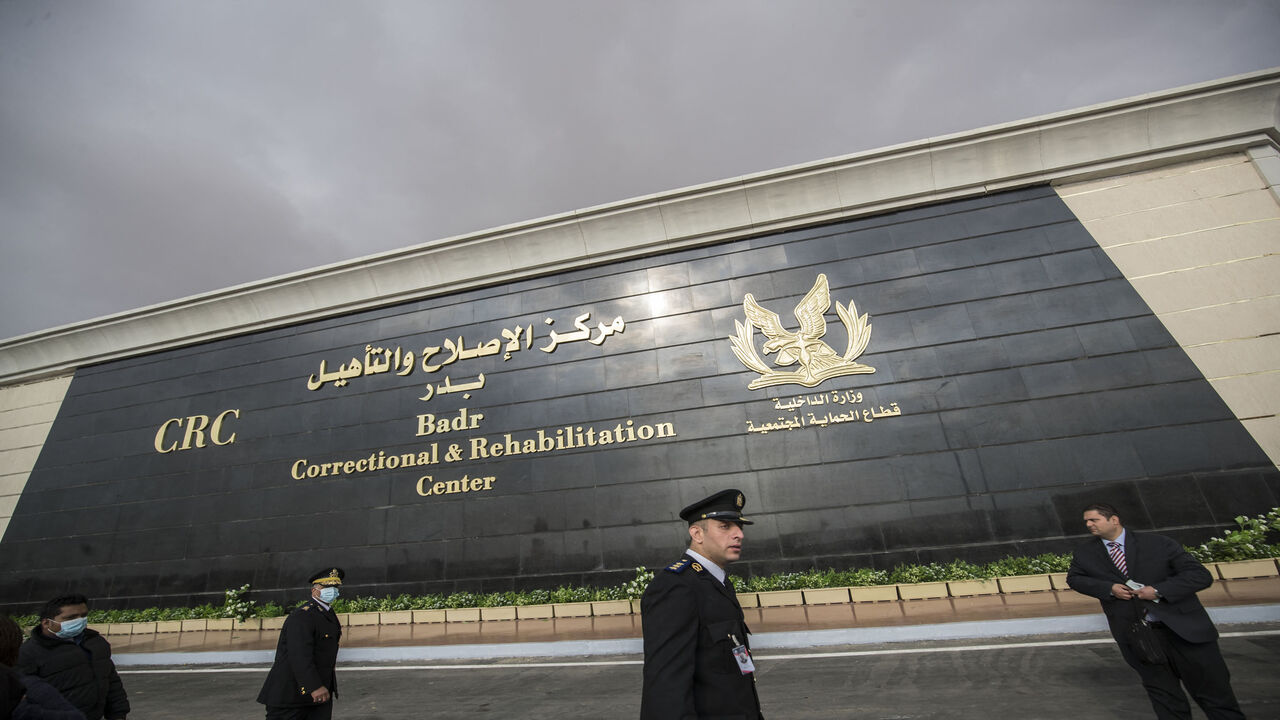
[
  {"x1": 1186, "y1": 507, "x2": 1280, "y2": 563},
  {"x1": 9, "y1": 507, "x2": 1277, "y2": 629},
  {"x1": 736, "y1": 552, "x2": 1076, "y2": 592}
]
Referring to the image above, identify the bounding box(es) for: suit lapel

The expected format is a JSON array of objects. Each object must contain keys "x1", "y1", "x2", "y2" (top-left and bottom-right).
[
  {"x1": 686, "y1": 553, "x2": 741, "y2": 606},
  {"x1": 1092, "y1": 538, "x2": 1125, "y2": 580},
  {"x1": 308, "y1": 598, "x2": 340, "y2": 628},
  {"x1": 1125, "y1": 531, "x2": 1141, "y2": 579},
  {"x1": 708, "y1": 571, "x2": 738, "y2": 605}
]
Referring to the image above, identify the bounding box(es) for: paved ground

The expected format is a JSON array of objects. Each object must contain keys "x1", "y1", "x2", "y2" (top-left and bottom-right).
[{"x1": 119, "y1": 626, "x2": 1280, "y2": 719}]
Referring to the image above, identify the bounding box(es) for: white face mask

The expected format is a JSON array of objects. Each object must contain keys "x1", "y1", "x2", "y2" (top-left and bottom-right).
[{"x1": 318, "y1": 586, "x2": 339, "y2": 604}]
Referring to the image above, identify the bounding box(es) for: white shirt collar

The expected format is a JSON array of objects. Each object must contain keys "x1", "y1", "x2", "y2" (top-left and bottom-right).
[
  {"x1": 686, "y1": 549, "x2": 726, "y2": 584},
  {"x1": 1103, "y1": 529, "x2": 1127, "y2": 548}
]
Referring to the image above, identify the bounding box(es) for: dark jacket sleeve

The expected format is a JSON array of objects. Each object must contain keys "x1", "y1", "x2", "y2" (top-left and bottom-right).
[
  {"x1": 1066, "y1": 547, "x2": 1116, "y2": 601},
  {"x1": 284, "y1": 612, "x2": 325, "y2": 694},
  {"x1": 101, "y1": 661, "x2": 128, "y2": 719},
  {"x1": 3, "y1": 666, "x2": 24, "y2": 719},
  {"x1": 16, "y1": 638, "x2": 40, "y2": 676},
  {"x1": 15, "y1": 674, "x2": 88, "y2": 720},
  {"x1": 640, "y1": 577, "x2": 699, "y2": 720},
  {"x1": 1141, "y1": 534, "x2": 1213, "y2": 603}
]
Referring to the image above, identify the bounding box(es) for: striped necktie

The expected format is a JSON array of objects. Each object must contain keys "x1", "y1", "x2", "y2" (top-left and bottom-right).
[{"x1": 1107, "y1": 541, "x2": 1128, "y2": 577}]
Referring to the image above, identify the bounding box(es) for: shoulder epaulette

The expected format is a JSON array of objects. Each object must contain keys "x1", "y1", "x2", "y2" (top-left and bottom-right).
[{"x1": 665, "y1": 557, "x2": 691, "y2": 573}]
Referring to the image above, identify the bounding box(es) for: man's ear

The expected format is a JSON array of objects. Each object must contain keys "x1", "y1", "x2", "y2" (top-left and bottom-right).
[{"x1": 688, "y1": 523, "x2": 701, "y2": 546}]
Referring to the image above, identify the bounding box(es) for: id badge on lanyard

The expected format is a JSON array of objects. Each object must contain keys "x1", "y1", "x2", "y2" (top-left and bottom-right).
[{"x1": 729, "y1": 634, "x2": 756, "y2": 674}]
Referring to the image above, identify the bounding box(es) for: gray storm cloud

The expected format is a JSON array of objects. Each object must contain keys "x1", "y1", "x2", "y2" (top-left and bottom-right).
[{"x1": 1, "y1": 0, "x2": 1278, "y2": 340}]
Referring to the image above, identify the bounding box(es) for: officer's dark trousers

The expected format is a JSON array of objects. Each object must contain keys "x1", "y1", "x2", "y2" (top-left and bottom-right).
[
  {"x1": 1117, "y1": 625, "x2": 1244, "y2": 720},
  {"x1": 265, "y1": 701, "x2": 333, "y2": 720}
]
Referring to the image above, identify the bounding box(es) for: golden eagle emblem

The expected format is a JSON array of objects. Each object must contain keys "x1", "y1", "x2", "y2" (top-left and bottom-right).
[{"x1": 729, "y1": 273, "x2": 874, "y2": 389}]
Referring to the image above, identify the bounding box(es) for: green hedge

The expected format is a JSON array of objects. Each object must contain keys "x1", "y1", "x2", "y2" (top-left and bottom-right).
[
  {"x1": 733, "y1": 553, "x2": 1074, "y2": 592},
  {"x1": 1186, "y1": 507, "x2": 1280, "y2": 562},
  {"x1": 8, "y1": 507, "x2": 1276, "y2": 628}
]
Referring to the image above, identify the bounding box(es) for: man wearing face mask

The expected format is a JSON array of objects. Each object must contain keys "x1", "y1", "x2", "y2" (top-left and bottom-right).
[
  {"x1": 16, "y1": 593, "x2": 129, "y2": 720},
  {"x1": 257, "y1": 568, "x2": 345, "y2": 719}
]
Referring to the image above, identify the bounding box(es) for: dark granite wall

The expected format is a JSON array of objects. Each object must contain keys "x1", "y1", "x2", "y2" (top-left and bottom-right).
[{"x1": 3, "y1": 185, "x2": 1276, "y2": 610}]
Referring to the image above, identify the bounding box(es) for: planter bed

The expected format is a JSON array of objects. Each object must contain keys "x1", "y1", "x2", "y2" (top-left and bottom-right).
[
  {"x1": 756, "y1": 590, "x2": 804, "y2": 607},
  {"x1": 896, "y1": 581, "x2": 948, "y2": 600},
  {"x1": 591, "y1": 600, "x2": 633, "y2": 616},
  {"x1": 515, "y1": 604, "x2": 554, "y2": 620},
  {"x1": 444, "y1": 608, "x2": 480, "y2": 623},
  {"x1": 103, "y1": 563, "x2": 1280, "y2": 635},
  {"x1": 997, "y1": 575, "x2": 1052, "y2": 593},
  {"x1": 480, "y1": 606, "x2": 517, "y2": 621},
  {"x1": 803, "y1": 587, "x2": 851, "y2": 605},
  {"x1": 947, "y1": 579, "x2": 1000, "y2": 597},
  {"x1": 1214, "y1": 558, "x2": 1278, "y2": 580},
  {"x1": 552, "y1": 602, "x2": 593, "y2": 618},
  {"x1": 849, "y1": 584, "x2": 899, "y2": 603},
  {"x1": 411, "y1": 609, "x2": 447, "y2": 624}
]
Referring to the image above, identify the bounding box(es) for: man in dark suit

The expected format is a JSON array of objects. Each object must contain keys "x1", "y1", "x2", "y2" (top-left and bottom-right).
[
  {"x1": 640, "y1": 489, "x2": 763, "y2": 720},
  {"x1": 257, "y1": 568, "x2": 345, "y2": 720},
  {"x1": 1066, "y1": 503, "x2": 1245, "y2": 719}
]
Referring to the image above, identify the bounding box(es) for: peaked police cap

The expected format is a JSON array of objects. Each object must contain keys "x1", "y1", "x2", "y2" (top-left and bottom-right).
[
  {"x1": 308, "y1": 567, "x2": 344, "y2": 586},
  {"x1": 679, "y1": 489, "x2": 752, "y2": 525}
]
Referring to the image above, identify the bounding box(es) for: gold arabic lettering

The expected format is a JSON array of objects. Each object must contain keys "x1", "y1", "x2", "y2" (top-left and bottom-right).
[{"x1": 303, "y1": 312, "x2": 627, "y2": 398}]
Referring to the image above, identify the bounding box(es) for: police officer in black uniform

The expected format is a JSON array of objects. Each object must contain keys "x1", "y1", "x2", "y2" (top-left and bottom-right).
[
  {"x1": 640, "y1": 489, "x2": 764, "y2": 720},
  {"x1": 257, "y1": 568, "x2": 345, "y2": 720}
]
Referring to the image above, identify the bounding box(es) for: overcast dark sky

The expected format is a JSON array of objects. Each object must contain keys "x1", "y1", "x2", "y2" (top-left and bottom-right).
[{"x1": 2, "y1": 1, "x2": 1278, "y2": 342}]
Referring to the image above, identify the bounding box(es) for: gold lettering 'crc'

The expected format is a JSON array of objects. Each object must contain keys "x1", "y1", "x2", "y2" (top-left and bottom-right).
[
  {"x1": 416, "y1": 475, "x2": 496, "y2": 497},
  {"x1": 154, "y1": 409, "x2": 240, "y2": 453}
]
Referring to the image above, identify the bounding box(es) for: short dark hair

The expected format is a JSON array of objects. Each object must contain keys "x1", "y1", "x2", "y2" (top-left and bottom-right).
[
  {"x1": 39, "y1": 593, "x2": 89, "y2": 621},
  {"x1": 0, "y1": 614, "x2": 22, "y2": 667},
  {"x1": 1083, "y1": 503, "x2": 1120, "y2": 520}
]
